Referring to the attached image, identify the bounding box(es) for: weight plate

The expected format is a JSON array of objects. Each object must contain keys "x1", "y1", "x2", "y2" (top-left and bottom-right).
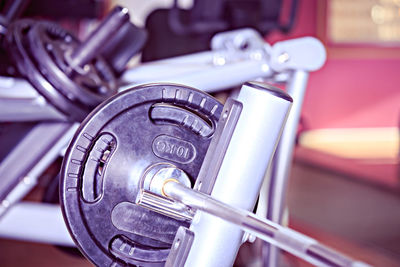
[
  {"x1": 6, "y1": 19, "x2": 83, "y2": 120},
  {"x1": 29, "y1": 21, "x2": 117, "y2": 106},
  {"x1": 61, "y1": 84, "x2": 223, "y2": 266},
  {"x1": 6, "y1": 19, "x2": 117, "y2": 121}
]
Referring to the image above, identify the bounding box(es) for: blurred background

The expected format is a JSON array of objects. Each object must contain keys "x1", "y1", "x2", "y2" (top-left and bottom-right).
[{"x1": 0, "y1": 0, "x2": 399, "y2": 266}]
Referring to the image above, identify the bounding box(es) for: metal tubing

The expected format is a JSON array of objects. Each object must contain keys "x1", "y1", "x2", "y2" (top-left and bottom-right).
[
  {"x1": 0, "y1": 77, "x2": 39, "y2": 98},
  {"x1": 0, "y1": 202, "x2": 75, "y2": 246},
  {"x1": 121, "y1": 54, "x2": 273, "y2": 93},
  {"x1": 263, "y1": 70, "x2": 309, "y2": 266},
  {"x1": 0, "y1": 97, "x2": 65, "y2": 121},
  {"x1": 183, "y1": 82, "x2": 292, "y2": 267},
  {"x1": 0, "y1": 77, "x2": 66, "y2": 121},
  {"x1": 0, "y1": 123, "x2": 78, "y2": 216},
  {"x1": 163, "y1": 181, "x2": 371, "y2": 267},
  {"x1": 267, "y1": 70, "x2": 309, "y2": 223},
  {"x1": 69, "y1": 6, "x2": 129, "y2": 68},
  {"x1": 121, "y1": 51, "x2": 216, "y2": 82}
]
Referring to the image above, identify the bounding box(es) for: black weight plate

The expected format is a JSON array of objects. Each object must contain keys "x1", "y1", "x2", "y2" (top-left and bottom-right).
[
  {"x1": 61, "y1": 84, "x2": 223, "y2": 266},
  {"x1": 6, "y1": 19, "x2": 85, "y2": 120},
  {"x1": 28, "y1": 21, "x2": 117, "y2": 106},
  {"x1": 6, "y1": 19, "x2": 117, "y2": 121}
]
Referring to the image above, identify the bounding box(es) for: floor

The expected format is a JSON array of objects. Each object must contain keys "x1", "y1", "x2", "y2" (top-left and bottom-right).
[
  {"x1": 287, "y1": 161, "x2": 400, "y2": 267},
  {"x1": 0, "y1": 160, "x2": 399, "y2": 266}
]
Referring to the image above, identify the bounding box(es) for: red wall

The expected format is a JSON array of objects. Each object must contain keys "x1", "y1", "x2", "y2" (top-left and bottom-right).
[{"x1": 266, "y1": 0, "x2": 400, "y2": 129}]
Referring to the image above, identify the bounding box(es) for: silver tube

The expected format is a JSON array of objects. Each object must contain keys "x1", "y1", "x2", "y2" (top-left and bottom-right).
[
  {"x1": 121, "y1": 48, "x2": 274, "y2": 93},
  {"x1": 264, "y1": 70, "x2": 309, "y2": 266},
  {"x1": 69, "y1": 6, "x2": 129, "y2": 68},
  {"x1": 0, "y1": 77, "x2": 66, "y2": 121},
  {"x1": 121, "y1": 60, "x2": 273, "y2": 93},
  {"x1": 267, "y1": 70, "x2": 309, "y2": 223},
  {"x1": 163, "y1": 181, "x2": 371, "y2": 267},
  {"x1": 183, "y1": 82, "x2": 292, "y2": 267},
  {"x1": 0, "y1": 77, "x2": 38, "y2": 98},
  {"x1": 0, "y1": 202, "x2": 75, "y2": 246},
  {"x1": 121, "y1": 52, "x2": 216, "y2": 85},
  {"x1": 0, "y1": 123, "x2": 78, "y2": 216}
]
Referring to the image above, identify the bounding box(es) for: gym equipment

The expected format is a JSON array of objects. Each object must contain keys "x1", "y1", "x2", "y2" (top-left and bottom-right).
[
  {"x1": 0, "y1": 5, "x2": 147, "y2": 217},
  {"x1": 1, "y1": 5, "x2": 147, "y2": 121},
  {"x1": 0, "y1": 26, "x2": 326, "y2": 250},
  {"x1": 0, "y1": 122, "x2": 77, "y2": 215},
  {"x1": 61, "y1": 83, "x2": 222, "y2": 266},
  {"x1": 142, "y1": 180, "x2": 370, "y2": 267},
  {"x1": 61, "y1": 82, "x2": 370, "y2": 267},
  {"x1": 0, "y1": 7, "x2": 338, "y2": 264}
]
